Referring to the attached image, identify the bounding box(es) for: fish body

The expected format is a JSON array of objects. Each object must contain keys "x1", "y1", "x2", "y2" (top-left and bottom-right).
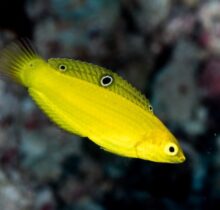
[{"x1": 0, "y1": 41, "x2": 185, "y2": 163}]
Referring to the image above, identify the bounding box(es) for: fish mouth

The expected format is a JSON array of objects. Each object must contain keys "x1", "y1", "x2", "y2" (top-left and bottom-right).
[{"x1": 179, "y1": 154, "x2": 186, "y2": 163}]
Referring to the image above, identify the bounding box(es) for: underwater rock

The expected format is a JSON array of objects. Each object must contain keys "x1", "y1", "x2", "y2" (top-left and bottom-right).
[
  {"x1": 33, "y1": 18, "x2": 90, "y2": 57},
  {"x1": 0, "y1": 170, "x2": 34, "y2": 210},
  {"x1": 27, "y1": 0, "x2": 120, "y2": 58},
  {"x1": 0, "y1": 30, "x2": 16, "y2": 48},
  {"x1": 74, "y1": 198, "x2": 104, "y2": 210},
  {"x1": 209, "y1": 135, "x2": 220, "y2": 201},
  {"x1": 35, "y1": 187, "x2": 55, "y2": 210},
  {"x1": 0, "y1": 82, "x2": 20, "y2": 124},
  {"x1": 152, "y1": 39, "x2": 206, "y2": 135},
  {"x1": 181, "y1": 0, "x2": 199, "y2": 7},
  {"x1": 20, "y1": 127, "x2": 82, "y2": 182},
  {"x1": 163, "y1": 15, "x2": 196, "y2": 44},
  {"x1": 199, "y1": 59, "x2": 220, "y2": 99},
  {"x1": 199, "y1": 1, "x2": 220, "y2": 55},
  {"x1": 134, "y1": 0, "x2": 171, "y2": 32},
  {"x1": 0, "y1": 84, "x2": 21, "y2": 166}
]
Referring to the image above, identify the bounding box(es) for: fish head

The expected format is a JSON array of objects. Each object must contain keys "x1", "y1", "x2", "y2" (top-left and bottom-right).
[{"x1": 136, "y1": 115, "x2": 185, "y2": 164}]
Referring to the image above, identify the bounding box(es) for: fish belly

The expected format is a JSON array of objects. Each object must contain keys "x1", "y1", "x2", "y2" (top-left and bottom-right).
[{"x1": 29, "y1": 72, "x2": 148, "y2": 158}]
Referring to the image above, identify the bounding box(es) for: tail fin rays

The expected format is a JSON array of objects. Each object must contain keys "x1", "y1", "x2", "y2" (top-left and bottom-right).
[{"x1": 0, "y1": 39, "x2": 39, "y2": 85}]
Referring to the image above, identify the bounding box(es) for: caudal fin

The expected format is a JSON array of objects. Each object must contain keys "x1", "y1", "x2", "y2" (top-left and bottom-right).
[{"x1": 0, "y1": 39, "x2": 39, "y2": 85}]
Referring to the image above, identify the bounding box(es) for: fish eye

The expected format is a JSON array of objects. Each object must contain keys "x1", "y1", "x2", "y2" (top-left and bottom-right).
[
  {"x1": 59, "y1": 64, "x2": 67, "y2": 72},
  {"x1": 148, "y1": 105, "x2": 153, "y2": 112},
  {"x1": 100, "y1": 75, "x2": 113, "y2": 87},
  {"x1": 164, "y1": 143, "x2": 178, "y2": 156}
]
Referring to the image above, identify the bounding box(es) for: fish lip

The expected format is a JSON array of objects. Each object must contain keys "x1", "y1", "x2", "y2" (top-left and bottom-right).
[{"x1": 179, "y1": 154, "x2": 186, "y2": 163}]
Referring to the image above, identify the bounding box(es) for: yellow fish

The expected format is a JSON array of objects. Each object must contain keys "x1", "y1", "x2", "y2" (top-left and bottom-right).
[{"x1": 0, "y1": 40, "x2": 185, "y2": 163}]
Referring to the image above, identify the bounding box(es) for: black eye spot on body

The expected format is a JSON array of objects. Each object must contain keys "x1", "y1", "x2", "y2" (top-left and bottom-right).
[
  {"x1": 100, "y1": 75, "x2": 113, "y2": 87},
  {"x1": 59, "y1": 64, "x2": 67, "y2": 71},
  {"x1": 148, "y1": 105, "x2": 153, "y2": 112}
]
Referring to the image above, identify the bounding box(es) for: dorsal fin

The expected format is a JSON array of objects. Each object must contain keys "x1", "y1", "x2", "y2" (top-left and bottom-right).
[{"x1": 48, "y1": 58, "x2": 153, "y2": 112}]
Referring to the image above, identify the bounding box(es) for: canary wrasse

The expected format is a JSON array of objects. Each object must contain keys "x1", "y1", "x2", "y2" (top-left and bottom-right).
[{"x1": 0, "y1": 40, "x2": 185, "y2": 163}]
